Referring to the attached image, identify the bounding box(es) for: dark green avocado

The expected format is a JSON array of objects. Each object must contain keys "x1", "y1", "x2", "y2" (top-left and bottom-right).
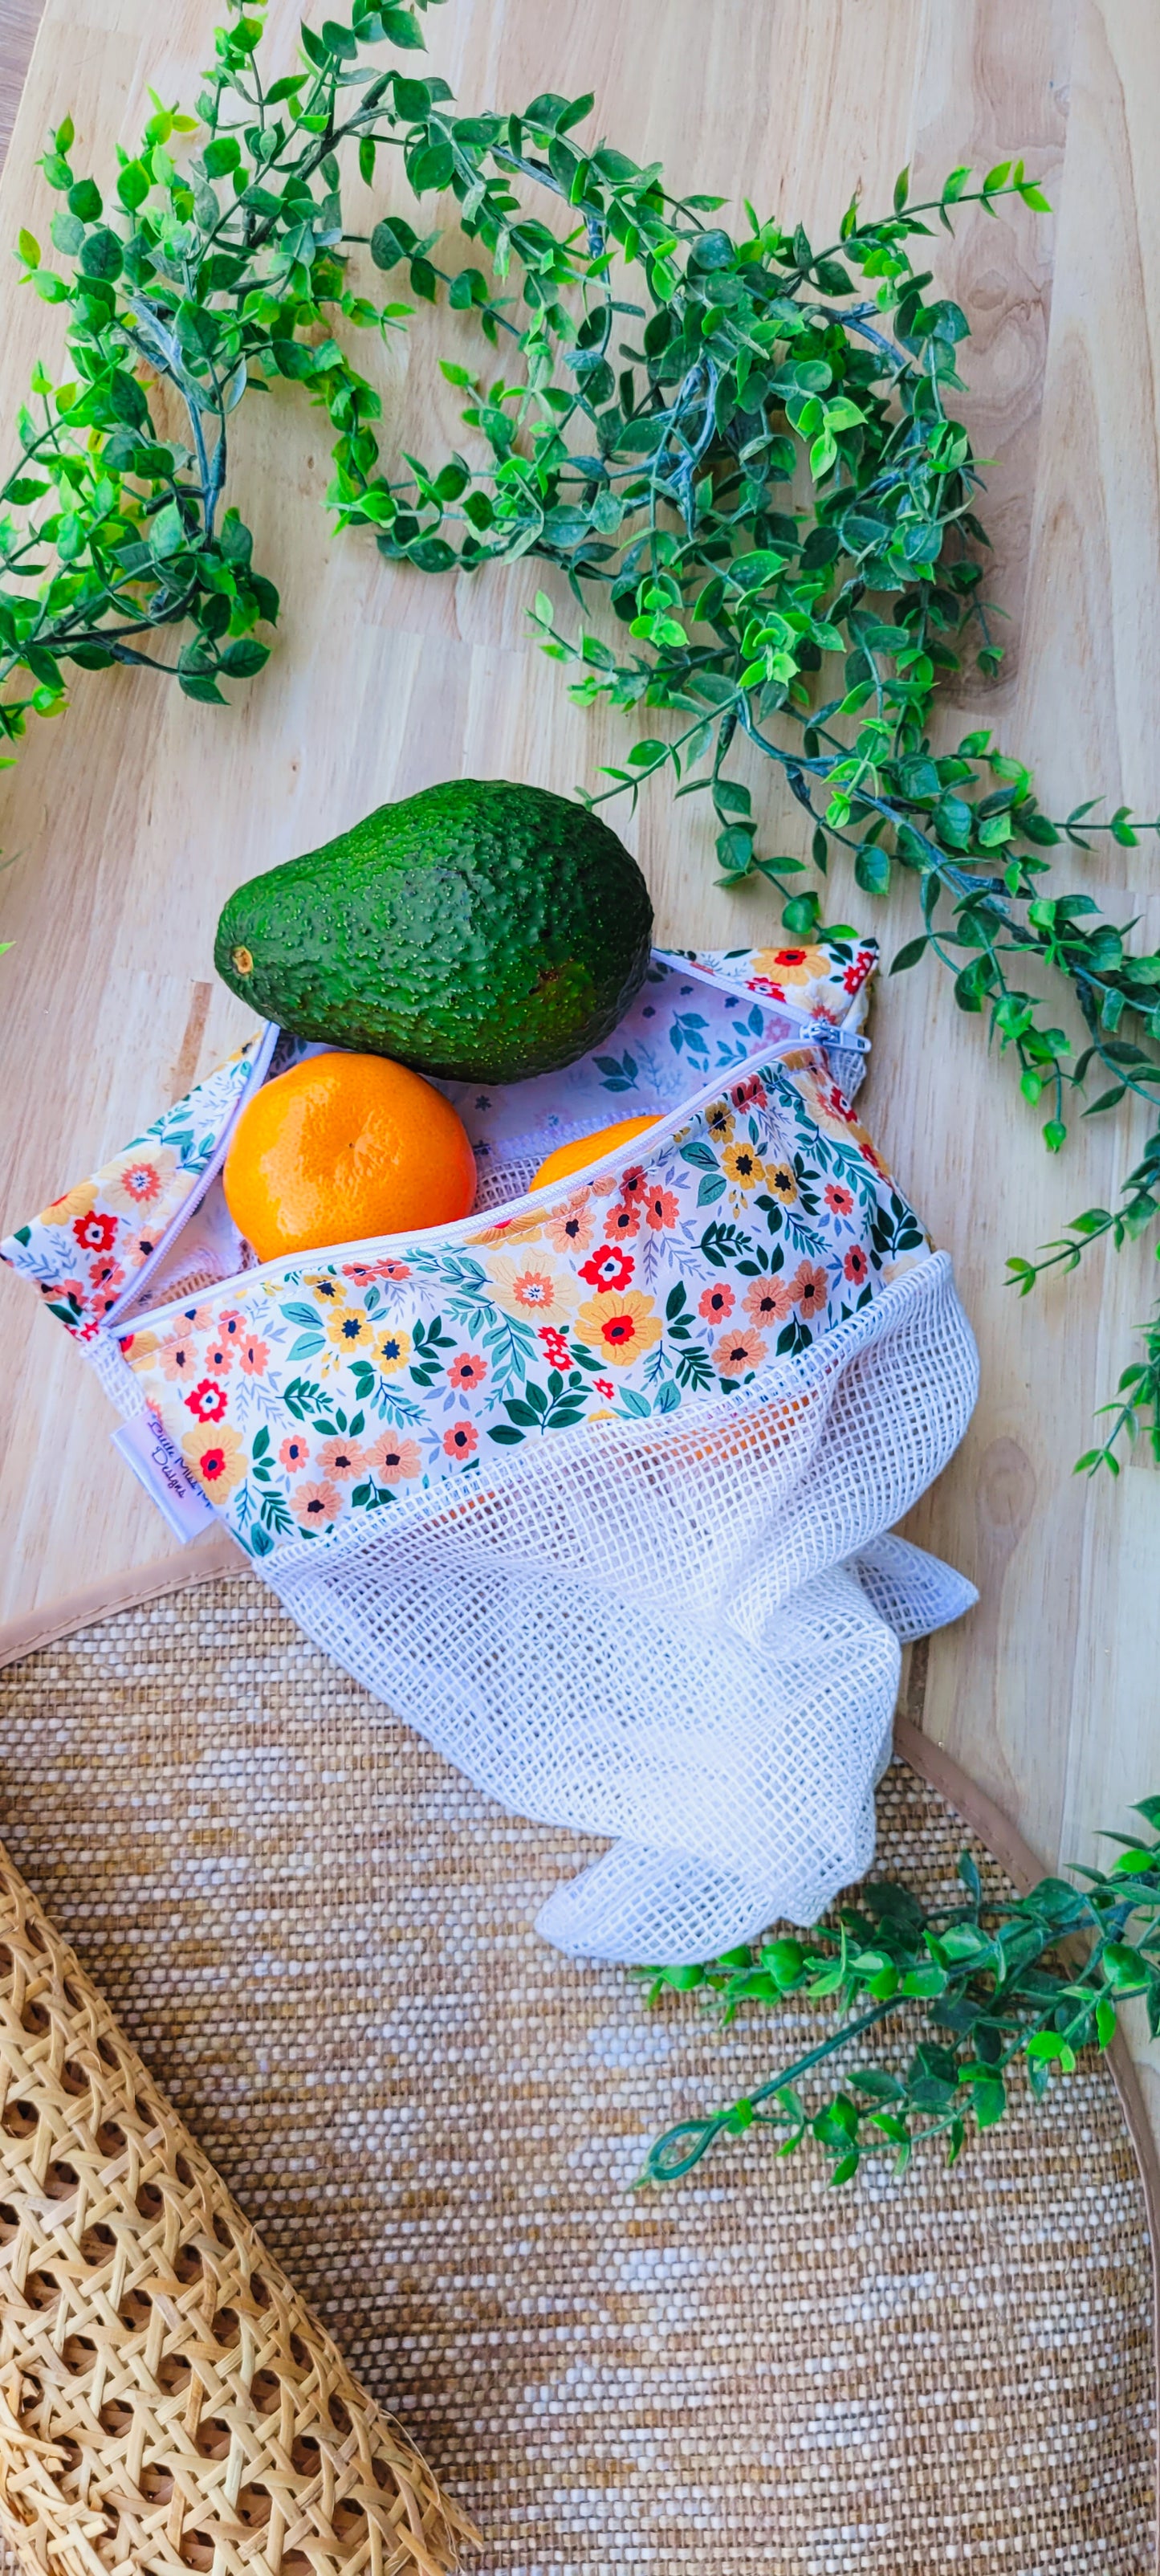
[{"x1": 214, "y1": 778, "x2": 654, "y2": 1082}]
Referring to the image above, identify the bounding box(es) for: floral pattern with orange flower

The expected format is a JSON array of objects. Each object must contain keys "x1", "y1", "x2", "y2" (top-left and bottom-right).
[
  {"x1": 6, "y1": 933, "x2": 942, "y2": 1560},
  {"x1": 543, "y1": 1191, "x2": 595, "y2": 1255},
  {"x1": 712, "y1": 1325, "x2": 768, "y2": 1377},
  {"x1": 316, "y1": 1435, "x2": 367, "y2": 1482},
  {"x1": 791, "y1": 1260, "x2": 829, "y2": 1319},
  {"x1": 366, "y1": 1433, "x2": 421, "y2": 1482},
  {"x1": 291, "y1": 1479, "x2": 342, "y2": 1531},
  {"x1": 448, "y1": 1351, "x2": 488, "y2": 1390},
  {"x1": 743, "y1": 1276, "x2": 795, "y2": 1328}
]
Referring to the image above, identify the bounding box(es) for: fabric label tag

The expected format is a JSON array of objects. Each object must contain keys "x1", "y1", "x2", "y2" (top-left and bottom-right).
[{"x1": 112, "y1": 1408, "x2": 217, "y2": 1543}]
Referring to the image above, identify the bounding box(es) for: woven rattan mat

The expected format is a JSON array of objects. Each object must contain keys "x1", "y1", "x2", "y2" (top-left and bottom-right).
[{"x1": 0, "y1": 1575, "x2": 1154, "y2": 2575}]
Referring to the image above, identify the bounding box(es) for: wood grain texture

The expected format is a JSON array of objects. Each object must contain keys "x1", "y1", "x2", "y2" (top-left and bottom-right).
[{"x1": 2, "y1": 4, "x2": 1160, "y2": 2109}]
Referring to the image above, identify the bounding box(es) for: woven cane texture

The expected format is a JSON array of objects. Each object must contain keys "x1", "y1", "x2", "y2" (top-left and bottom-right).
[
  {"x1": 0, "y1": 1853, "x2": 469, "y2": 2576},
  {"x1": 0, "y1": 1575, "x2": 1154, "y2": 2576}
]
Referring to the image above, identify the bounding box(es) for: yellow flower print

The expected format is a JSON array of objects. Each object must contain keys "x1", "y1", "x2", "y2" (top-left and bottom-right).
[
  {"x1": 722, "y1": 1140, "x2": 766, "y2": 1194},
  {"x1": 573, "y1": 1287, "x2": 662, "y2": 1367},
  {"x1": 766, "y1": 1161, "x2": 798, "y2": 1205},
  {"x1": 372, "y1": 1323, "x2": 413, "y2": 1374},
  {"x1": 38, "y1": 1174, "x2": 99, "y2": 1229},
  {"x1": 181, "y1": 1420, "x2": 246, "y2": 1497},
  {"x1": 487, "y1": 1252, "x2": 580, "y2": 1324},
  {"x1": 302, "y1": 1271, "x2": 348, "y2": 1307},
  {"x1": 705, "y1": 1099, "x2": 735, "y2": 1147},
  {"x1": 326, "y1": 1305, "x2": 373, "y2": 1352},
  {"x1": 749, "y1": 943, "x2": 831, "y2": 990}
]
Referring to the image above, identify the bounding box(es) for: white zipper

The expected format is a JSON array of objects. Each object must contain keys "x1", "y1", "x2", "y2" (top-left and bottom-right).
[
  {"x1": 117, "y1": 999, "x2": 868, "y2": 1345},
  {"x1": 101, "y1": 1021, "x2": 281, "y2": 1335}
]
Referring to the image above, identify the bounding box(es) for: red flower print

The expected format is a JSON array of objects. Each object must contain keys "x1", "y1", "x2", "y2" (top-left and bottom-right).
[
  {"x1": 279, "y1": 1434, "x2": 308, "y2": 1473},
  {"x1": 699, "y1": 1282, "x2": 735, "y2": 1323},
  {"x1": 443, "y1": 1420, "x2": 478, "y2": 1460},
  {"x1": 341, "y1": 1262, "x2": 377, "y2": 1286},
  {"x1": 774, "y1": 948, "x2": 808, "y2": 970},
  {"x1": 844, "y1": 1245, "x2": 869, "y2": 1285},
  {"x1": 203, "y1": 1338, "x2": 234, "y2": 1377},
  {"x1": 824, "y1": 1182, "x2": 854, "y2": 1216},
  {"x1": 539, "y1": 1327, "x2": 572, "y2": 1371},
  {"x1": 604, "y1": 1199, "x2": 641, "y2": 1244},
  {"x1": 730, "y1": 1076, "x2": 767, "y2": 1112},
  {"x1": 448, "y1": 1351, "x2": 487, "y2": 1391},
  {"x1": 239, "y1": 1335, "x2": 269, "y2": 1375},
  {"x1": 88, "y1": 1256, "x2": 125, "y2": 1296},
  {"x1": 822, "y1": 1083, "x2": 857, "y2": 1127},
  {"x1": 748, "y1": 977, "x2": 786, "y2": 1002},
  {"x1": 595, "y1": 1379, "x2": 615, "y2": 1400},
  {"x1": 197, "y1": 1445, "x2": 230, "y2": 1486},
  {"x1": 73, "y1": 1211, "x2": 117, "y2": 1254},
  {"x1": 712, "y1": 1326, "x2": 768, "y2": 1376},
  {"x1": 373, "y1": 1257, "x2": 411, "y2": 1282},
  {"x1": 580, "y1": 1244, "x2": 635, "y2": 1292},
  {"x1": 743, "y1": 1276, "x2": 795, "y2": 1327},
  {"x1": 317, "y1": 1434, "x2": 367, "y2": 1482},
  {"x1": 619, "y1": 1164, "x2": 649, "y2": 1204},
  {"x1": 185, "y1": 1378, "x2": 229, "y2": 1424},
  {"x1": 843, "y1": 948, "x2": 874, "y2": 996},
  {"x1": 115, "y1": 1160, "x2": 164, "y2": 1208},
  {"x1": 645, "y1": 1188, "x2": 679, "y2": 1233},
  {"x1": 790, "y1": 1260, "x2": 829, "y2": 1319},
  {"x1": 218, "y1": 1309, "x2": 246, "y2": 1343},
  {"x1": 291, "y1": 1479, "x2": 341, "y2": 1530},
  {"x1": 860, "y1": 1139, "x2": 886, "y2": 1175}
]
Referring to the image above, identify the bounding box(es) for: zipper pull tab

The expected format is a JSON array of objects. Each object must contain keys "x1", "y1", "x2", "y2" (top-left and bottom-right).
[{"x1": 798, "y1": 1018, "x2": 871, "y2": 1054}]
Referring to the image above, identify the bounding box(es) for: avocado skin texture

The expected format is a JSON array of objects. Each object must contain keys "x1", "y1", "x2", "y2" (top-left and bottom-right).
[{"x1": 215, "y1": 779, "x2": 654, "y2": 1082}]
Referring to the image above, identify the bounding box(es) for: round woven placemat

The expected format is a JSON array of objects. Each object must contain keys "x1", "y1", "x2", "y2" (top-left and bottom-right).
[{"x1": 0, "y1": 1575, "x2": 1154, "y2": 2575}]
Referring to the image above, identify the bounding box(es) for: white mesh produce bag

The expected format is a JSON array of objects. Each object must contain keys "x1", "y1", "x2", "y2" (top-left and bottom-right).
[{"x1": 3, "y1": 933, "x2": 978, "y2": 1963}]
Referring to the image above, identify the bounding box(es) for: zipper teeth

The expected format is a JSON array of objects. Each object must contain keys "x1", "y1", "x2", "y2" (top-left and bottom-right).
[
  {"x1": 119, "y1": 1010, "x2": 861, "y2": 1343},
  {"x1": 102, "y1": 1023, "x2": 280, "y2": 1335}
]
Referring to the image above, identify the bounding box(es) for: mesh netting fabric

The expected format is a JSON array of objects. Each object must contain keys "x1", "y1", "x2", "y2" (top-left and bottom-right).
[{"x1": 267, "y1": 1251, "x2": 979, "y2": 1962}]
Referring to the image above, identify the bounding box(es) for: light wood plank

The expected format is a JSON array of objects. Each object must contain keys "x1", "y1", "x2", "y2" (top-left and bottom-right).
[{"x1": 2, "y1": 0, "x2": 1160, "y2": 2123}]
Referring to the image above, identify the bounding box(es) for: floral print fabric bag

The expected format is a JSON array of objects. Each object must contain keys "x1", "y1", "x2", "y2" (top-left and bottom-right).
[{"x1": 3, "y1": 935, "x2": 978, "y2": 1964}]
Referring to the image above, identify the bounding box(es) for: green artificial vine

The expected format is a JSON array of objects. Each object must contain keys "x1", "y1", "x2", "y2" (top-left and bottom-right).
[
  {"x1": 5, "y1": 8, "x2": 1160, "y2": 1464},
  {"x1": 361, "y1": 90, "x2": 1160, "y2": 1473},
  {"x1": 636, "y1": 1793, "x2": 1160, "y2": 2190},
  {"x1": 0, "y1": 0, "x2": 455, "y2": 751}
]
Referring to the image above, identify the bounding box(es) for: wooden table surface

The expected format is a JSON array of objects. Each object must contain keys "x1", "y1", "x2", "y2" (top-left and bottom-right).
[{"x1": 2, "y1": 4, "x2": 1159, "y2": 2113}]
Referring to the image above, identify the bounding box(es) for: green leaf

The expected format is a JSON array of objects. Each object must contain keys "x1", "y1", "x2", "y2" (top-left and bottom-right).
[
  {"x1": 67, "y1": 176, "x2": 102, "y2": 222},
  {"x1": 983, "y1": 160, "x2": 1011, "y2": 194},
  {"x1": 17, "y1": 227, "x2": 40, "y2": 267},
  {"x1": 149, "y1": 500, "x2": 186, "y2": 557},
  {"x1": 203, "y1": 135, "x2": 241, "y2": 178},
  {"x1": 79, "y1": 226, "x2": 122, "y2": 280},
  {"x1": 782, "y1": 892, "x2": 820, "y2": 937},
  {"x1": 890, "y1": 936, "x2": 928, "y2": 973},
  {"x1": 854, "y1": 842, "x2": 891, "y2": 898},
  {"x1": 893, "y1": 164, "x2": 910, "y2": 213}
]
